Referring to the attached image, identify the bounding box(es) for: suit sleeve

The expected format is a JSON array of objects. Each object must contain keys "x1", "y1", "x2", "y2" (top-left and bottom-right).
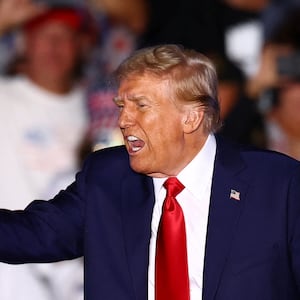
[{"x1": 0, "y1": 154, "x2": 93, "y2": 264}]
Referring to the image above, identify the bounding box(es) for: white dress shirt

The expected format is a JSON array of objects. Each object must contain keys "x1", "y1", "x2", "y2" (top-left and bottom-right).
[{"x1": 148, "y1": 134, "x2": 217, "y2": 300}]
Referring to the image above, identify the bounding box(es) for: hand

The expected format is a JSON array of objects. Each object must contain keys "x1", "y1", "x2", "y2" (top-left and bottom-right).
[{"x1": 0, "y1": 0, "x2": 47, "y2": 35}]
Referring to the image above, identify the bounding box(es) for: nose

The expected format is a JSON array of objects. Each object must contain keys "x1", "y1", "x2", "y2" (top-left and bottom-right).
[{"x1": 118, "y1": 106, "x2": 135, "y2": 129}]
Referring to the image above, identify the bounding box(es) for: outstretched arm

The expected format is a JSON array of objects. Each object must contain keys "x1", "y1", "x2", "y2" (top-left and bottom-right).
[
  {"x1": 0, "y1": 156, "x2": 92, "y2": 264},
  {"x1": 0, "y1": 0, "x2": 47, "y2": 35}
]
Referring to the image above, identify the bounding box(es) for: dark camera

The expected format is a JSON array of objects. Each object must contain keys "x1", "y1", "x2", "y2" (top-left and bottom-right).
[
  {"x1": 277, "y1": 52, "x2": 300, "y2": 80},
  {"x1": 258, "y1": 88, "x2": 280, "y2": 114}
]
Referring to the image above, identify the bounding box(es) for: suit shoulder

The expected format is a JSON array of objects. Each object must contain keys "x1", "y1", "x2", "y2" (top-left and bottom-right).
[
  {"x1": 90, "y1": 145, "x2": 128, "y2": 161},
  {"x1": 241, "y1": 145, "x2": 299, "y2": 169},
  {"x1": 80, "y1": 146, "x2": 133, "y2": 180},
  {"x1": 216, "y1": 135, "x2": 300, "y2": 174},
  {"x1": 236, "y1": 144, "x2": 300, "y2": 181}
]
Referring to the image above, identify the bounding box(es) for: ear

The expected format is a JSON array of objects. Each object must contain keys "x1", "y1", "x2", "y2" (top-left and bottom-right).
[{"x1": 182, "y1": 107, "x2": 204, "y2": 134}]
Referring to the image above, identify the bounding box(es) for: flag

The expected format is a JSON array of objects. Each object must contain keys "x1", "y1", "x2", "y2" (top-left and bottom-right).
[{"x1": 230, "y1": 189, "x2": 240, "y2": 201}]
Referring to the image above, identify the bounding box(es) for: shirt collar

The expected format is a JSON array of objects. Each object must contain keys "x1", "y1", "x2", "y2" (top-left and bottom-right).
[{"x1": 178, "y1": 134, "x2": 216, "y2": 198}]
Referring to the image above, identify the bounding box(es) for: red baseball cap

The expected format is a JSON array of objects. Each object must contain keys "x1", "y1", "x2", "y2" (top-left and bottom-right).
[{"x1": 23, "y1": 7, "x2": 84, "y2": 32}]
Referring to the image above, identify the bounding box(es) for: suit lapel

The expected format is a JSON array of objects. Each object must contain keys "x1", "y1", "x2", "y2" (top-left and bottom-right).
[
  {"x1": 202, "y1": 137, "x2": 250, "y2": 300},
  {"x1": 121, "y1": 171, "x2": 155, "y2": 300}
]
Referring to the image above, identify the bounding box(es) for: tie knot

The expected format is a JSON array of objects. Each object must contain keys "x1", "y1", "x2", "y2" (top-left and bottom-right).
[{"x1": 163, "y1": 177, "x2": 185, "y2": 198}]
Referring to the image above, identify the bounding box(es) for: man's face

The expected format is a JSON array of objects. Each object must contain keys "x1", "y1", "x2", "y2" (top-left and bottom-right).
[
  {"x1": 24, "y1": 21, "x2": 80, "y2": 81},
  {"x1": 115, "y1": 74, "x2": 202, "y2": 178},
  {"x1": 274, "y1": 83, "x2": 300, "y2": 138}
]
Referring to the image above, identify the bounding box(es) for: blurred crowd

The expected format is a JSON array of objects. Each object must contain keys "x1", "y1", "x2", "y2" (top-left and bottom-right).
[{"x1": 0, "y1": 0, "x2": 300, "y2": 299}]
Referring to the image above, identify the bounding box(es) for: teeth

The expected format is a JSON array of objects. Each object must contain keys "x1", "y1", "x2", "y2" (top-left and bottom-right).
[
  {"x1": 127, "y1": 135, "x2": 139, "y2": 141},
  {"x1": 126, "y1": 135, "x2": 143, "y2": 152}
]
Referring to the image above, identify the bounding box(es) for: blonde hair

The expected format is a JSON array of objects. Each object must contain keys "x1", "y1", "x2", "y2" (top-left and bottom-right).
[{"x1": 114, "y1": 44, "x2": 221, "y2": 133}]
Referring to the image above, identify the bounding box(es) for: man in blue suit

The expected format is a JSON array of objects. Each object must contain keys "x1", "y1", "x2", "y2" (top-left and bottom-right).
[{"x1": 0, "y1": 44, "x2": 300, "y2": 300}]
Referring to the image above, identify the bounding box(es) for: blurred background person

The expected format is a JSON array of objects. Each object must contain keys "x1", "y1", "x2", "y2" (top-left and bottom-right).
[
  {"x1": 213, "y1": 54, "x2": 265, "y2": 147},
  {"x1": 217, "y1": 0, "x2": 298, "y2": 79},
  {"x1": 0, "y1": 0, "x2": 96, "y2": 299},
  {"x1": 261, "y1": 83, "x2": 300, "y2": 160},
  {"x1": 247, "y1": 5, "x2": 300, "y2": 160},
  {"x1": 83, "y1": 0, "x2": 149, "y2": 151},
  {"x1": 0, "y1": 0, "x2": 47, "y2": 73}
]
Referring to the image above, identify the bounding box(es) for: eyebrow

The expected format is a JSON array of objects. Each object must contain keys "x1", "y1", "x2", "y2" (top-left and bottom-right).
[
  {"x1": 113, "y1": 96, "x2": 122, "y2": 104},
  {"x1": 113, "y1": 95, "x2": 148, "y2": 103}
]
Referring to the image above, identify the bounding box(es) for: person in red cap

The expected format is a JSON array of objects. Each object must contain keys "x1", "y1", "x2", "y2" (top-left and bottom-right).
[
  {"x1": 20, "y1": 4, "x2": 88, "y2": 92},
  {"x1": 0, "y1": 0, "x2": 95, "y2": 299}
]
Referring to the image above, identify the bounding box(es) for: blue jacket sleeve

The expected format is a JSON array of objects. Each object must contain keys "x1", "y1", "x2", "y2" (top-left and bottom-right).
[{"x1": 0, "y1": 154, "x2": 92, "y2": 264}]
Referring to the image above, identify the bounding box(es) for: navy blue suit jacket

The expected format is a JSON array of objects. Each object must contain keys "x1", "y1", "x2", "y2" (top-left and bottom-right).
[{"x1": 0, "y1": 136, "x2": 300, "y2": 299}]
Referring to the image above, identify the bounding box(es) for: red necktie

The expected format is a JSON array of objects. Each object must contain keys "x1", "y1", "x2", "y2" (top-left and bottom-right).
[{"x1": 155, "y1": 177, "x2": 190, "y2": 300}]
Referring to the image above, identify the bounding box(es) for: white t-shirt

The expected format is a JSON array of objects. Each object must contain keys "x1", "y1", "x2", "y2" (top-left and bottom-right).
[
  {"x1": 0, "y1": 75, "x2": 88, "y2": 300},
  {"x1": 0, "y1": 75, "x2": 88, "y2": 208}
]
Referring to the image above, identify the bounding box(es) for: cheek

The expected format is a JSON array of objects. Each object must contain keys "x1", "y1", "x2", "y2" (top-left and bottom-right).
[
  {"x1": 147, "y1": 124, "x2": 183, "y2": 157},
  {"x1": 280, "y1": 99, "x2": 300, "y2": 121},
  {"x1": 25, "y1": 40, "x2": 45, "y2": 57},
  {"x1": 139, "y1": 108, "x2": 183, "y2": 150},
  {"x1": 61, "y1": 42, "x2": 79, "y2": 57},
  {"x1": 146, "y1": 120, "x2": 177, "y2": 144}
]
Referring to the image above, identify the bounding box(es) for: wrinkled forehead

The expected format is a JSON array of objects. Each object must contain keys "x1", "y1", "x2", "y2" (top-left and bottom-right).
[{"x1": 114, "y1": 73, "x2": 174, "y2": 104}]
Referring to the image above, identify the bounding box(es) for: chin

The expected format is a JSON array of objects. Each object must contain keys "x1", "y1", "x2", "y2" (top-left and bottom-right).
[{"x1": 129, "y1": 159, "x2": 150, "y2": 175}]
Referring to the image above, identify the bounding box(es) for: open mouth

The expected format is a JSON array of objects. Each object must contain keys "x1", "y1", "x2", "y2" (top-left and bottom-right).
[{"x1": 127, "y1": 135, "x2": 145, "y2": 153}]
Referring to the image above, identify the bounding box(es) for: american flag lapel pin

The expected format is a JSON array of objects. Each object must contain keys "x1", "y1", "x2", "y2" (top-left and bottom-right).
[{"x1": 230, "y1": 189, "x2": 240, "y2": 201}]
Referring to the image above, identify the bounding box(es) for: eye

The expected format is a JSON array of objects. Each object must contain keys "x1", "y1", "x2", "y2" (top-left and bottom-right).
[
  {"x1": 115, "y1": 101, "x2": 124, "y2": 111},
  {"x1": 136, "y1": 101, "x2": 149, "y2": 109}
]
